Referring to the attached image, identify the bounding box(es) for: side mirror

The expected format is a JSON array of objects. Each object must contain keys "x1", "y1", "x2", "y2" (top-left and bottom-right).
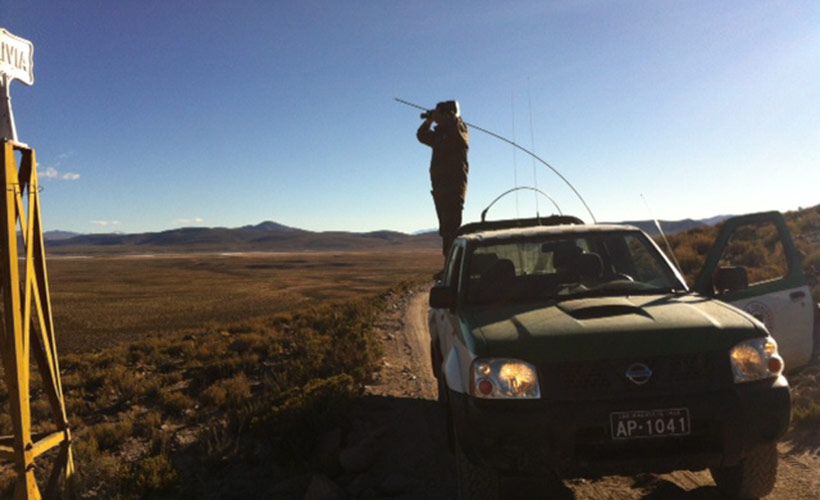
[
  {"x1": 714, "y1": 266, "x2": 748, "y2": 294},
  {"x1": 429, "y1": 285, "x2": 456, "y2": 309}
]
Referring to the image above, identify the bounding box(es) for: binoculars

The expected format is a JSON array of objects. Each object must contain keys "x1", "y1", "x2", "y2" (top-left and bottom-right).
[{"x1": 420, "y1": 100, "x2": 460, "y2": 119}]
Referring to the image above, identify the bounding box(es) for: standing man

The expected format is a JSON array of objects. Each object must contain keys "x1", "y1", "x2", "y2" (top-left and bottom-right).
[{"x1": 416, "y1": 100, "x2": 470, "y2": 261}]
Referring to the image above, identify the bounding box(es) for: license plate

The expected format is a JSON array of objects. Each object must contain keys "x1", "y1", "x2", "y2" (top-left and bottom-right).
[{"x1": 610, "y1": 408, "x2": 690, "y2": 440}]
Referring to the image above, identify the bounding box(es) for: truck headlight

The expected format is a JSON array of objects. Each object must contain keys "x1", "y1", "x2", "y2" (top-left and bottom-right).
[
  {"x1": 471, "y1": 359, "x2": 541, "y2": 399},
  {"x1": 729, "y1": 337, "x2": 784, "y2": 383}
]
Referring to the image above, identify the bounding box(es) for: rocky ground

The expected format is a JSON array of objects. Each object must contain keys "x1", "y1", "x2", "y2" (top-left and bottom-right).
[{"x1": 301, "y1": 288, "x2": 820, "y2": 499}]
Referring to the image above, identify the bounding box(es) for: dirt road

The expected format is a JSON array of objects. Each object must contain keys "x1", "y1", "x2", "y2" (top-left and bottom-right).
[{"x1": 356, "y1": 290, "x2": 819, "y2": 499}]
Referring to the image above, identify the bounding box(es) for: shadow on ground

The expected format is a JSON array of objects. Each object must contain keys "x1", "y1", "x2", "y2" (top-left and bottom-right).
[
  {"x1": 186, "y1": 393, "x2": 737, "y2": 499},
  {"x1": 276, "y1": 395, "x2": 730, "y2": 500}
]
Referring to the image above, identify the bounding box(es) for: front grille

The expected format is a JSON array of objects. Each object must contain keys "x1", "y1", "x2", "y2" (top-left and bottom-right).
[{"x1": 543, "y1": 352, "x2": 730, "y2": 399}]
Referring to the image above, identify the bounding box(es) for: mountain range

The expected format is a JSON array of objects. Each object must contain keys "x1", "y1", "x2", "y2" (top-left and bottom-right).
[
  {"x1": 609, "y1": 215, "x2": 733, "y2": 237},
  {"x1": 44, "y1": 221, "x2": 439, "y2": 254},
  {"x1": 43, "y1": 215, "x2": 733, "y2": 254}
]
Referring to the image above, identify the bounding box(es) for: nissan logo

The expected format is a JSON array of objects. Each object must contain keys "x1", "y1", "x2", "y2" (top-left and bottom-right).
[{"x1": 625, "y1": 363, "x2": 653, "y2": 385}]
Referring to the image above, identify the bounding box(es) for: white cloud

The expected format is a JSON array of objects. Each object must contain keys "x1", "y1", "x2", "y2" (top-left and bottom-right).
[
  {"x1": 91, "y1": 220, "x2": 121, "y2": 227},
  {"x1": 173, "y1": 217, "x2": 205, "y2": 225},
  {"x1": 39, "y1": 165, "x2": 80, "y2": 181},
  {"x1": 40, "y1": 152, "x2": 81, "y2": 181}
]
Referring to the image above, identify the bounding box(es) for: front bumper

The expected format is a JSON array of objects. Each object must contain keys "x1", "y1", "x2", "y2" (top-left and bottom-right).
[{"x1": 450, "y1": 376, "x2": 790, "y2": 477}]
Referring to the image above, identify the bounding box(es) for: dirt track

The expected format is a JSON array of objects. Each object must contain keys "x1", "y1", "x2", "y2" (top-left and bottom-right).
[{"x1": 356, "y1": 290, "x2": 820, "y2": 499}]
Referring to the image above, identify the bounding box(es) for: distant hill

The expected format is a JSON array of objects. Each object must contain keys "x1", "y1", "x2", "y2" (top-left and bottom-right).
[
  {"x1": 606, "y1": 215, "x2": 734, "y2": 237},
  {"x1": 46, "y1": 221, "x2": 439, "y2": 254},
  {"x1": 43, "y1": 214, "x2": 738, "y2": 254},
  {"x1": 239, "y1": 221, "x2": 302, "y2": 233},
  {"x1": 44, "y1": 230, "x2": 81, "y2": 241}
]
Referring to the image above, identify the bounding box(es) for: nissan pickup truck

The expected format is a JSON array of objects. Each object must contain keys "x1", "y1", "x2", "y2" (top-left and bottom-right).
[{"x1": 429, "y1": 211, "x2": 814, "y2": 499}]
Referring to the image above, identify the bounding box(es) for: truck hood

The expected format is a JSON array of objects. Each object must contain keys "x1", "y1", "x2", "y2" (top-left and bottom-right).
[{"x1": 462, "y1": 294, "x2": 761, "y2": 361}]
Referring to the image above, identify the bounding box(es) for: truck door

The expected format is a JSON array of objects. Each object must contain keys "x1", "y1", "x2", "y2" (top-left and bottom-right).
[
  {"x1": 694, "y1": 211, "x2": 814, "y2": 369},
  {"x1": 432, "y1": 244, "x2": 464, "y2": 362}
]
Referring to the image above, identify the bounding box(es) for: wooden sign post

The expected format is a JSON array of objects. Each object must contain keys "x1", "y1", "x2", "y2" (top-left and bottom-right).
[{"x1": 0, "y1": 28, "x2": 74, "y2": 499}]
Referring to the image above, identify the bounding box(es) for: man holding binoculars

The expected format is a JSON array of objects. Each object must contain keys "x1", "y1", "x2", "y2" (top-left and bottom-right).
[{"x1": 416, "y1": 100, "x2": 470, "y2": 264}]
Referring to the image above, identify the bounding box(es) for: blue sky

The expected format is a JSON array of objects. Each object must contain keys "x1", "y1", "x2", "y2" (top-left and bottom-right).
[{"x1": 2, "y1": 1, "x2": 818, "y2": 233}]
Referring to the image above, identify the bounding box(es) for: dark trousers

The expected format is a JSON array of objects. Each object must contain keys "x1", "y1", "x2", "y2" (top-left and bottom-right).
[{"x1": 432, "y1": 189, "x2": 464, "y2": 257}]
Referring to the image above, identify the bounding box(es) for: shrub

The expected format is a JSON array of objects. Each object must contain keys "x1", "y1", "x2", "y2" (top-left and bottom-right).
[
  {"x1": 203, "y1": 373, "x2": 252, "y2": 408},
  {"x1": 136, "y1": 410, "x2": 163, "y2": 438},
  {"x1": 73, "y1": 436, "x2": 127, "y2": 494},
  {"x1": 793, "y1": 401, "x2": 820, "y2": 430},
  {"x1": 0, "y1": 278, "x2": 424, "y2": 496},
  {"x1": 202, "y1": 382, "x2": 228, "y2": 407},
  {"x1": 129, "y1": 454, "x2": 178, "y2": 494},
  {"x1": 91, "y1": 421, "x2": 135, "y2": 451},
  {"x1": 254, "y1": 374, "x2": 357, "y2": 460},
  {"x1": 221, "y1": 373, "x2": 252, "y2": 407},
  {"x1": 159, "y1": 390, "x2": 195, "y2": 416}
]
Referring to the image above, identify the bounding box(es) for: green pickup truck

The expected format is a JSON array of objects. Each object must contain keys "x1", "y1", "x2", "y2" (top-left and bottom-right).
[{"x1": 428, "y1": 212, "x2": 814, "y2": 499}]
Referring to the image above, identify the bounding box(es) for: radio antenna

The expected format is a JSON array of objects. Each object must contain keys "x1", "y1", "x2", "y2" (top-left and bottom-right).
[
  {"x1": 527, "y1": 83, "x2": 540, "y2": 216},
  {"x1": 511, "y1": 93, "x2": 520, "y2": 217},
  {"x1": 394, "y1": 97, "x2": 597, "y2": 223},
  {"x1": 641, "y1": 193, "x2": 683, "y2": 273}
]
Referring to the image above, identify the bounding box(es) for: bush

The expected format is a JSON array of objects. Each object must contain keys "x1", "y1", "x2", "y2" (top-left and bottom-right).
[
  {"x1": 0, "y1": 279, "x2": 421, "y2": 497},
  {"x1": 159, "y1": 390, "x2": 195, "y2": 416},
  {"x1": 203, "y1": 373, "x2": 252, "y2": 408},
  {"x1": 130, "y1": 454, "x2": 178, "y2": 494},
  {"x1": 255, "y1": 374, "x2": 358, "y2": 460},
  {"x1": 221, "y1": 373, "x2": 252, "y2": 406},
  {"x1": 73, "y1": 436, "x2": 127, "y2": 494},
  {"x1": 793, "y1": 401, "x2": 820, "y2": 430},
  {"x1": 663, "y1": 205, "x2": 819, "y2": 289},
  {"x1": 202, "y1": 383, "x2": 228, "y2": 407},
  {"x1": 136, "y1": 410, "x2": 164, "y2": 438},
  {"x1": 91, "y1": 421, "x2": 135, "y2": 451}
]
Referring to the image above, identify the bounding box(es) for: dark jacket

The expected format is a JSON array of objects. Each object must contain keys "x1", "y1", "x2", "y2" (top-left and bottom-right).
[{"x1": 417, "y1": 116, "x2": 469, "y2": 198}]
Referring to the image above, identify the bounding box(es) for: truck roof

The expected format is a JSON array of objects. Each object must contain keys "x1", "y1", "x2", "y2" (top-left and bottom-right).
[{"x1": 459, "y1": 223, "x2": 641, "y2": 243}]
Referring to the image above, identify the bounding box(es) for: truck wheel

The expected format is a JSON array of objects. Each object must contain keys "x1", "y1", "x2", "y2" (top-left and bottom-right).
[
  {"x1": 437, "y1": 365, "x2": 448, "y2": 405},
  {"x1": 455, "y1": 434, "x2": 499, "y2": 500},
  {"x1": 433, "y1": 345, "x2": 448, "y2": 405},
  {"x1": 710, "y1": 443, "x2": 778, "y2": 499},
  {"x1": 438, "y1": 362, "x2": 455, "y2": 453},
  {"x1": 431, "y1": 340, "x2": 441, "y2": 378}
]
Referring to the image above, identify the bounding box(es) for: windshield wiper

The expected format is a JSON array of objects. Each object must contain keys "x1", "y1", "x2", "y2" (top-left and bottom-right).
[{"x1": 554, "y1": 286, "x2": 679, "y2": 301}]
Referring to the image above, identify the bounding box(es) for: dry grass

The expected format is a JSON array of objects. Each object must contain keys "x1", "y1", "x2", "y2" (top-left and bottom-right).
[
  {"x1": 47, "y1": 250, "x2": 441, "y2": 353},
  {"x1": 663, "y1": 204, "x2": 819, "y2": 298},
  {"x1": 0, "y1": 250, "x2": 438, "y2": 497},
  {"x1": 790, "y1": 361, "x2": 820, "y2": 430}
]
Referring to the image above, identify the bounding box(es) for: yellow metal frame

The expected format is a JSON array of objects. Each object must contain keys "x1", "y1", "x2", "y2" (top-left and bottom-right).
[{"x1": 0, "y1": 140, "x2": 73, "y2": 499}]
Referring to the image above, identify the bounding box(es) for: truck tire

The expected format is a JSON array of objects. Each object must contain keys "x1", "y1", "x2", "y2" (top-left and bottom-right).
[
  {"x1": 438, "y1": 363, "x2": 455, "y2": 453},
  {"x1": 710, "y1": 443, "x2": 778, "y2": 499},
  {"x1": 436, "y1": 362, "x2": 448, "y2": 405},
  {"x1": 455, "y1": 434, "x2": 499, "y2": 500}
]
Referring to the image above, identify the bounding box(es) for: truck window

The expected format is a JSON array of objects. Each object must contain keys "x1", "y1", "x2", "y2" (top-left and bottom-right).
[
  {"x1": 717, "y1": 221, "x2": 787, "y2": 285},
  {"x1": 622, "y1": 235, "x2": 673, "y2": 284},
  {"x1": 465, "y1": 232, "x2": 684, "y2": 305}
]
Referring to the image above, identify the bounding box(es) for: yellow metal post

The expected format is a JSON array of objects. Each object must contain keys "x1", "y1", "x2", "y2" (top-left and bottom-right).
[{"x1": 0, "y1": 140, "x2": 73, "y2": 498}]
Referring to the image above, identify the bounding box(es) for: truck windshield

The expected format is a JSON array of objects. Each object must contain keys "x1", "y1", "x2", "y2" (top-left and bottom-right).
[{"x1": 464, "y1": 231, "x2": 685, "y2": 305}]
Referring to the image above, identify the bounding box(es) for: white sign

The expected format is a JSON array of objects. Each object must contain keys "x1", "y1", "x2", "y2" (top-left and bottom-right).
[{"x1": 0, "y1": 28, "x2": 34, "y2": 86}]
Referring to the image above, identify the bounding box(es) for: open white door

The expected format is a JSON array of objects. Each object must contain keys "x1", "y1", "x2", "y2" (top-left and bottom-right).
[{"x1": 694, "y1": 211, "x2": 815, "y2": 370}]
